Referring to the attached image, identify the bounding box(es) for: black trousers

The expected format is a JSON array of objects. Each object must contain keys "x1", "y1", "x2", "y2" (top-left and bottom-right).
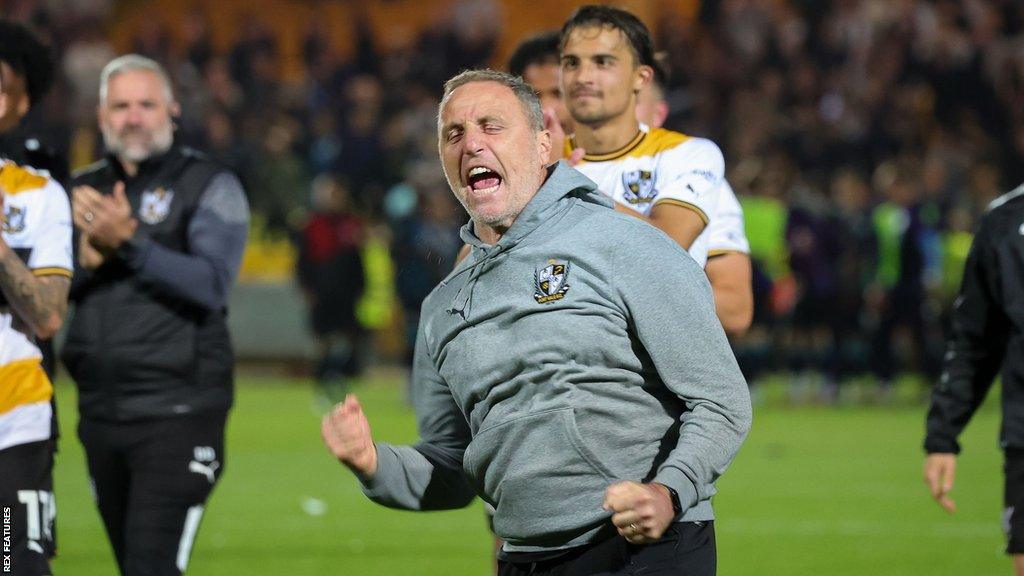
[
  {"x1": 498, "y1": 522, "x2": 716, "y2": 576},
  {"x1": 78, "y1": 413, "x2": 227, "y2": 576},
  {"x1": 1005, "y1": 449, "x2": 1024, "y2": 554},
  {"x1": 0, "y1": 439, "x2": 55, "y2": 576}
]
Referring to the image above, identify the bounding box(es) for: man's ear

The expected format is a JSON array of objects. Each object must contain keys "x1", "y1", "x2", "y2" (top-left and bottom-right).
[
  {"x1": 0, "y1": 92, "x2": 8, "y2": 121},
  {"x1": 633, "y1": 65, "x2": 653, "y2": 94},
  {"x1": 537, "y1": 129, "x2": 553, "y2": 165},
  {"x1": 170, "y1": 101, "x2": 182, "y2": 124}
]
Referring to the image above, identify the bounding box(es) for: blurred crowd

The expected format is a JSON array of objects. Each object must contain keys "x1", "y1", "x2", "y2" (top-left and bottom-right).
[
  {"x1": 2, "y1": 0, "x2": 1023, "y2": 396},
  {"x1": 674, "y1": 0, "x2": 1024, "y2": 398}
]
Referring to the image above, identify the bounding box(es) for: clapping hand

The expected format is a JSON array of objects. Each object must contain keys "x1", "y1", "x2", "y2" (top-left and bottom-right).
[{"x1": 72, "y1": 182, "x2": 137, "y2": 252}]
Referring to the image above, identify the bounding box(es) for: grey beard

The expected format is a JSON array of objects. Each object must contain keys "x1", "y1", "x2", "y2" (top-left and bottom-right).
[{"x1": 103, "y1": 126, "x2": 174, "y2": 163}]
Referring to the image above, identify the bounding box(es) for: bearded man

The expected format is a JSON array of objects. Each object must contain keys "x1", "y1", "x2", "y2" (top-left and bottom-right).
[{"x1": 62, "y1": 54, "x2": 249, "y2": 576}]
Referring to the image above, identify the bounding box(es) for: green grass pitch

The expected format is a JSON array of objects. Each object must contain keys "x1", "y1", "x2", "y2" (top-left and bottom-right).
[{"x1": 48, "y1": 375, "x2": 1007, "y2": 575}]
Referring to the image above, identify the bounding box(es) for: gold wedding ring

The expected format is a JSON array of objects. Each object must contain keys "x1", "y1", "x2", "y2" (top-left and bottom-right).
[{"x1": 628, "y1": 522, "x2": 640, "y2": 534}]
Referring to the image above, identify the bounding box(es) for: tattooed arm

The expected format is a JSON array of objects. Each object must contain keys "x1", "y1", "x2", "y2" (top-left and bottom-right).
[{"x1": 0, "y1": 236, "x2": 70, "y2": 339}]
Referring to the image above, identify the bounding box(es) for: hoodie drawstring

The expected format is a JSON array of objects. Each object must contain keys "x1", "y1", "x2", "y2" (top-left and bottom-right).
[{"x1": 447, "y1": 246, "x2": 502, "y2": 320}]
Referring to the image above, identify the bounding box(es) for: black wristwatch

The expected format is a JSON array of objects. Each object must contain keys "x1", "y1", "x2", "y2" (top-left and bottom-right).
[{"x1": 660, "y1": 483, "x2": 682, "y2": 516}]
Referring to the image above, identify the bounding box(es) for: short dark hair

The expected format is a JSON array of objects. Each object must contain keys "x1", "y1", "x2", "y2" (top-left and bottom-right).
[
  {"x1": 0, "y1": 20, "x2": 54, "y2": 105},
  {"x1": 560, "y1": 5, "x2": 655, "y2": 69},
  {"x1": 508, "y1": 31, "x2": 561, "y2": 78}
]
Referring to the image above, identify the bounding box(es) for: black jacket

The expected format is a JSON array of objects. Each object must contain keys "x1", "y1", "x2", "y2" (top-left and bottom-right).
[
  {"x1": 62, "y1": 146, "x2": 234, "y2": 422},
  {"x1": 925, "y1": 183, "x2": 1024, "y2": 453}
]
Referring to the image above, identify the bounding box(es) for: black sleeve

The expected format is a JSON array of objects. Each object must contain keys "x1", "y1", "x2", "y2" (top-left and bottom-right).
[
  {"x1": 118, "y1": 172, "x2": 250, "y2": 311},
  {"x1": 68, "y1": 229, "x2": 96, "y2": 300},
  {"x1": 924, "y1": 216, "x2": 1009, "y2": 453}
]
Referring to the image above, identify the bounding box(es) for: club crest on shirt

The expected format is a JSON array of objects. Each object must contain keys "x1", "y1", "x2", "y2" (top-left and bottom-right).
[
  {"x1": 139, "y1": 187, "x2": 174, "y2": 225},
  {"x1": 2, "y1": 205, "x2": 26, "y2": 233},
  {"x1": 534, "y1": 260, "x2": 570, "y2": 304},
  {"x1": 622, "y1": 169, "x2": 657, "y2": 204}
]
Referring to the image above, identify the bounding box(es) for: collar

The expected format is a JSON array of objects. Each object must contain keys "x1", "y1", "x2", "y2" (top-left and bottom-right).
[
  {"x1": 106, "y1": 144, "x2": 179, "y2": 183},
  {"x1": 457, "y1": 160, "x2": 607, "y2": 253},
  {"x1": 572, "y1": 123, "x2": 649, "y2": 163}
]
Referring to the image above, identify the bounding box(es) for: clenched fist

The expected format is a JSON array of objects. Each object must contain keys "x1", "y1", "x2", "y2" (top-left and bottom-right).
[
  {"x1": 603, "y1": 480, "x2": 676, "y2": 544},
  {"x1": 321, "y1": 394, "x2": 378, "y2": 477}
]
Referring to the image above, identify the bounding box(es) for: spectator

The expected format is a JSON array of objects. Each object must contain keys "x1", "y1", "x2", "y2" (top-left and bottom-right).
[
  {"x1": 869, "y1": 160, "x2": 944, "y2": 392},
  {"x1": 1, "y1": 0, "x2": 1022, "y2": 382},
  {"x1": 390, "y1": 182, "x2": 462, "y2": 367},
  {"x1": 297, "y1": 174, "x2": 366, "y2": 391},
  {"x1": 250, "y1": 116, "x2": 308, "y2": 235}
]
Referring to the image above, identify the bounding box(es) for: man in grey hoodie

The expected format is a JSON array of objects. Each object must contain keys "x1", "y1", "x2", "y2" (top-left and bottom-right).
[{"x1": 322, "y1": 69, "x2": 751, "y2": 575}]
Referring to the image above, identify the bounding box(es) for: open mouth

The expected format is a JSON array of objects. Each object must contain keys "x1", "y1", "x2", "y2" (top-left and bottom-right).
[{"x1": 466, "y1": 166, "x2": 502, "y2": 194}]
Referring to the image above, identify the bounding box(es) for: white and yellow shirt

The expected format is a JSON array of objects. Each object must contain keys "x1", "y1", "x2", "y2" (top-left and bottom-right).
[
  {"x1": 0, "y1": 160, "x2": 72, "y2": 452},
  {"x1": 706, "y1": 180, "x2": 750, "y2": 259},
  {"x1": 571, "y1": 125, "x2": 748, "y2": 266}
]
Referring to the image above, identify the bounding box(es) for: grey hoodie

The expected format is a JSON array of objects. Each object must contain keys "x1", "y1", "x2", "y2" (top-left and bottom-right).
[{"x1": 361, "y1": 161, "x2": 752, "y2": 553}]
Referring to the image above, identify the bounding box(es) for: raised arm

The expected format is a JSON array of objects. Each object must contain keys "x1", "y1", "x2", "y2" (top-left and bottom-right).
[{"x1": 324, "y1": 319, "x2": 477, "y2": 511}]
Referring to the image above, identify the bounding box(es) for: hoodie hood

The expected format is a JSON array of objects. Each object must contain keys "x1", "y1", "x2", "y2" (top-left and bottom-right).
[
  {"x1": 446, "y1": 161, "x2": 609, "y2": 320},
  {"x1": 458, "y1": 161, "x2": 610, "y2": 253}
]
